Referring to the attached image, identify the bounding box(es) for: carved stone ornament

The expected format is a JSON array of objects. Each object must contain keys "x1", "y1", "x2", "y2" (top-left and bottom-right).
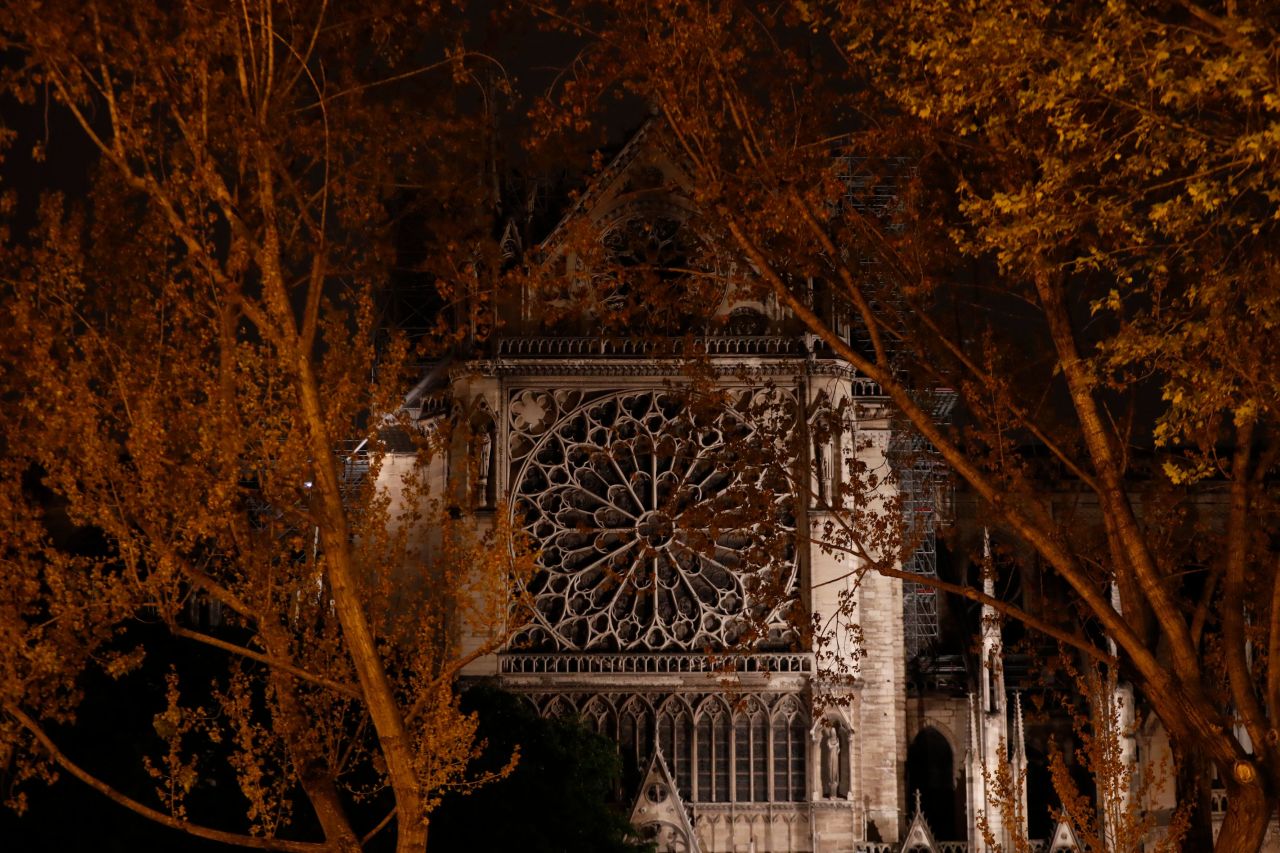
[{"x1": 508, "y1": 388, "x2": 797, "y2": 652}]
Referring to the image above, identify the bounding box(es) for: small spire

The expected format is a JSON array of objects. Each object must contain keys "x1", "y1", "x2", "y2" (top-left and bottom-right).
[
  {"x1": 1013, "y1": 691, "x2": 1026, "y2": 758},
  {"x1": 982, "y1": 526, "x2": 995, "y2": 599}
]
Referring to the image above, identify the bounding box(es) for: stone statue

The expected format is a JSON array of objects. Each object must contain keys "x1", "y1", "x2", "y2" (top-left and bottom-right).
[
  {"x1": 814, "y1": 437, "x2": 830, "y2": 504},
  {"x1": 475, "y1": 426, "x2": 493, "y2": 506},
  {"x1": 824, "y1": 727, "x2": 841, "y2": 798}
]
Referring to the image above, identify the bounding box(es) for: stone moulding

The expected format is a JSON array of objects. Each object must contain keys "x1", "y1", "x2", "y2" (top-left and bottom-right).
[
  {"x1": 448, "y1": 341, "x2": 885, "y2": 395},
  {"x1": 496, "y1": 335, "x2": 804, "y2": 357},
  {"x1": 499, "y1": 652, "x2": 815, "y2": 675}
]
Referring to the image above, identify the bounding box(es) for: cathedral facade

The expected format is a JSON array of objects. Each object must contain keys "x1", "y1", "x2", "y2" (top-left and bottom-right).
[
  {"x1": 450, "y1": 347, "x2": 903, "y2": 853},
  {"x1": 386, "y1": 122, "x2": 1082, "y2": 853}
]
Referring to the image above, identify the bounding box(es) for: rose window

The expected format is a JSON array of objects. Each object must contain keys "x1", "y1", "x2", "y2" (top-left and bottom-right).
[{"x1": 508, "y1": 389, "x2": 795, "y2": 652}]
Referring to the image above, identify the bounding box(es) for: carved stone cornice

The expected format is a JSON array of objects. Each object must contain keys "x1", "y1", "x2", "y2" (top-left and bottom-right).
[
  {"x1": 495, "y1": 335, "x2": 804, "y2": 357},
  {"x1": 499, "y1": 672, "x2": 812, "y2": 693},
  {"x1": 450, "y1": 358, "x2": 884, "y2": 397},
  {"x1": 499, "y1": 652, "x2": 814, "y2": 675},
  {"x1": 459, "y1": 359, "x2": 813, "y2": 380}
]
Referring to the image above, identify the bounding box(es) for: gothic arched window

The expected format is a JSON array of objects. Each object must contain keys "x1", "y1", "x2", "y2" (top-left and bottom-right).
[
  {"x1": 734, "y1": 698, "x2": 770, "y2": 802},
  {"x1": 657, "y1": 698, "x2": 694, "y2": 799},
  {"x1": 619, "y1": 696, "x2": 653, "y2": 780},
  {"x1": 695, "y1": 699, "x2": 731, "y2": 803},
  {"x1": 543, "y1": 694, "x2": 575, "y2": 719},
  {"x1": 581, "y1": 695, "x2": 616, "y2": 741},
  {"x1": 771, "y1": 698, "x2": 808, "y2": 802}
]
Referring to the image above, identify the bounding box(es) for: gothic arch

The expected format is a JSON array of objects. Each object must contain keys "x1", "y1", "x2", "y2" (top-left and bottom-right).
[
  {"x1": 734, "y1": 697, "x2": 770, "y2": 802},
  {"x1": 911, "y1": 716, "x2": 963, "y2": 782},
  {"x1": 771, "y1": 696, "x2": 808, "y2": 802},
  {"x1": 694, "y1": 693, "x2": 731, "y2": 721},
  {"x1": 907, "y1": 726, "x2": 961, "y2": 840},
  {"x1": 618, "y1": 695, "x2": 656, "y2": 793},
  {"x1": 543, "y1": 694, "x2": 576, "y2": 719},
  {"x1": 580, "y1": 694, "x2": 617, "y2": 740},
  {"x1": 656, "y1": 696, "x2": 694, "y2": 798},
  {"x1": 694, "y1": 696, "x2": 732, "y2": 802}
]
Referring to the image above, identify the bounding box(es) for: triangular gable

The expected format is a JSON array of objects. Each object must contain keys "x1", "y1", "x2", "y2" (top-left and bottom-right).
[
  {"x1": 539, "y1": 116, "x2": 695, "y2": 256},
  {"x1": 901, "y1": 789, "x2": 939, "y2": 852},
  {"x1": 629, "y1": 750, "x2": 701, "y2": 853},
  {"x1": 1048, "y1": 819, "x2": 1082, "y2": 852}
]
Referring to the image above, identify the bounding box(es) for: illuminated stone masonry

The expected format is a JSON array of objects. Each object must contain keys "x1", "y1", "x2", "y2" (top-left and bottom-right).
[
  {"x1": 381, "y1": 117, "x2": 1247, "y2": 852},
  {"x1": 401, "y1": 120, "x2": 977, "y2": 852},
  {"x1": 436, "y1": 348, "x2": 910, "y2": 853},
  {"x1": 506, "y1": 386, "x2": 797, "y2": 653}
]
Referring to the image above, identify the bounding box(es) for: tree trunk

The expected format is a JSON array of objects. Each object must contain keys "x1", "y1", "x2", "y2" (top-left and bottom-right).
[
  {"x1": 1215, "y1": 773, "x2": 1270, "y2": 853},
  {"x1": 1178, "y1": 746, "x2": 1215, "y2": 852},
  {"x1": 259, "y1": 622, "x2": 362, "y2": 852},
  {"x1": 251, "y1": 148, "x2": 428, "y2": 853}
]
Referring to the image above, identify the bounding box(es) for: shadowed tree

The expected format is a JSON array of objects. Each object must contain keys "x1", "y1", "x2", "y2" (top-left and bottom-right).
[
  {"x1": 0, "y1": 2, "x2": 535, "y2": 851},
  {"x1": 430, "y1": 686, "x2": 651, "y2": 853},
  {"x1": 525, "y1": 1, "x2": 1280, "y2": 849}
]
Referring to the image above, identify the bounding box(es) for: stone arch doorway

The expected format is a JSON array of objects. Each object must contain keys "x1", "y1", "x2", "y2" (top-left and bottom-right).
[
  {"x1": 1026, "y1": 743, "x2": 1054, "y2": 841},
  {"x1": 907, "y1": 726, "x2": 962, "y2": 840}
]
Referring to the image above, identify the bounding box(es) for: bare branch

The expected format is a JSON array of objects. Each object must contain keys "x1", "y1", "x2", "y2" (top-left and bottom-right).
[{"x1": 5, "y1": 704, "x2": 328, "y2": 852}]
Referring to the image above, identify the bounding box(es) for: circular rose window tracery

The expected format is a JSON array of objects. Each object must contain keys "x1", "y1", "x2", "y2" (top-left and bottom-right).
[{"x1": 508, "y1": 389, "x2": 796, "y2": 652}]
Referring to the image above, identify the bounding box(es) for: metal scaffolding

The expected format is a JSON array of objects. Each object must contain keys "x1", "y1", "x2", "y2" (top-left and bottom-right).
[
  {"x1": 835, "y1": 152, "x2": 953, "y2": 663},
  {"x1": 833, "y1": 155, "x2": 913, "y2": 363},
  {"x1": 891, "y1": 392, "x2": 955, "y2": 662}
]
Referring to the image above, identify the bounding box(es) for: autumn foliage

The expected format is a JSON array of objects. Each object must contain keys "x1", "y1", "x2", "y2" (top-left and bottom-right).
[
  {"x1": 528, "y1": 0, "x2": 1280, "y2": 849},
  {"x1": 3, "y1": 0, "x2": 1279, "y2": 850},
  {"x1": 0, "y1": 2, "x2": 533, "y2": 851}
]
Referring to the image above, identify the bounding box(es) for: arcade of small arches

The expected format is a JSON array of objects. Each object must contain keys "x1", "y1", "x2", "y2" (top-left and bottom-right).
[{"x1": 524, "y1": 692, "x2": 848, "y2": 804}]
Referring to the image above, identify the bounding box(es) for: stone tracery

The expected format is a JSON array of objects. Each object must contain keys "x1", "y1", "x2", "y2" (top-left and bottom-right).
[
  {"x1": 508, "y1": 388, "x2": 797, "y2": 652},
  {"x1": 534, "y1": 691, "x2": 809, "y2": 804}
]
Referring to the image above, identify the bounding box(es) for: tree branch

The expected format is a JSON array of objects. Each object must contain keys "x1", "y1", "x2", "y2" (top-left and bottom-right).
[
  {"x1": 1031, "y1": 268, "x2": 1203, "y2": 688},
  {"x1": 5, "y1": 703, "x2": 327, "y2": 852},
  {"x1": 716, "y1": 205, "x2": 1229, "y2": 750},
  {"x1": 172, "y1": 626, "x2": 363, "y2": 701},
  {"x1": 1221, "y1": 418, "x2": 1269, "y2": 756}
]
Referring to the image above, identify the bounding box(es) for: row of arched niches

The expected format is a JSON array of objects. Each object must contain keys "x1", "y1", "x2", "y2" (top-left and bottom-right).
[
  {"x1": 524, "y1": 692, "x2": 823, "y2": 805},
  {"x1": 525, "y1": 693, "x2": 1059, "y2": 845}
]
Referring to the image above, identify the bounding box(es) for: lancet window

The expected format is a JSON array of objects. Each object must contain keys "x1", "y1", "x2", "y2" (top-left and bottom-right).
[
  {"x1": 532, "y1": 692, "x2": 809, "y2": 804},
  {"x1": 581, "y1": 695, "x2": 615, "y2": 740},
  {"x1": 771, "y1": 697, "x2": 808, "y2": 802},
  {"x1": 656, "y1": 698, "x2": 694, "y2": 798},
  {"x1": 734, "y1": 698, "x2": 770, "y2": 802},
  {"x1": 695, "y1": 699, "x2": 732, "y2": 803},
  {"x1": 619, "y1": 696, "x2": 654, "y2": 774}
]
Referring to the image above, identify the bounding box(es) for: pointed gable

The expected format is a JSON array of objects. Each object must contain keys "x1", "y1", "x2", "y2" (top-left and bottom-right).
[
  {"x1": 1048, "y1": 820, "x2": 1082, "y2": 852},
  {"x1": 540, "y1": 117, "x2": 695, "y2": 257},
  {"x1": 629, "y1": 750, "x2": 701, "y2": 853},
  {"x1": 901, "y1": 789, "x2": 939, "y2": 852}
]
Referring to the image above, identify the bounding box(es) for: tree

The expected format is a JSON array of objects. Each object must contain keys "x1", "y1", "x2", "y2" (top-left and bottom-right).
[
  {"x1": 430, "y1": 686, "x2": 651, "y2": 853},
  {"x1": 0, "y1": 2, "x2": 531, "y2": 850},
  {"x1": 528, "y1": 0, "x2": 1280, "y2": 849}
]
